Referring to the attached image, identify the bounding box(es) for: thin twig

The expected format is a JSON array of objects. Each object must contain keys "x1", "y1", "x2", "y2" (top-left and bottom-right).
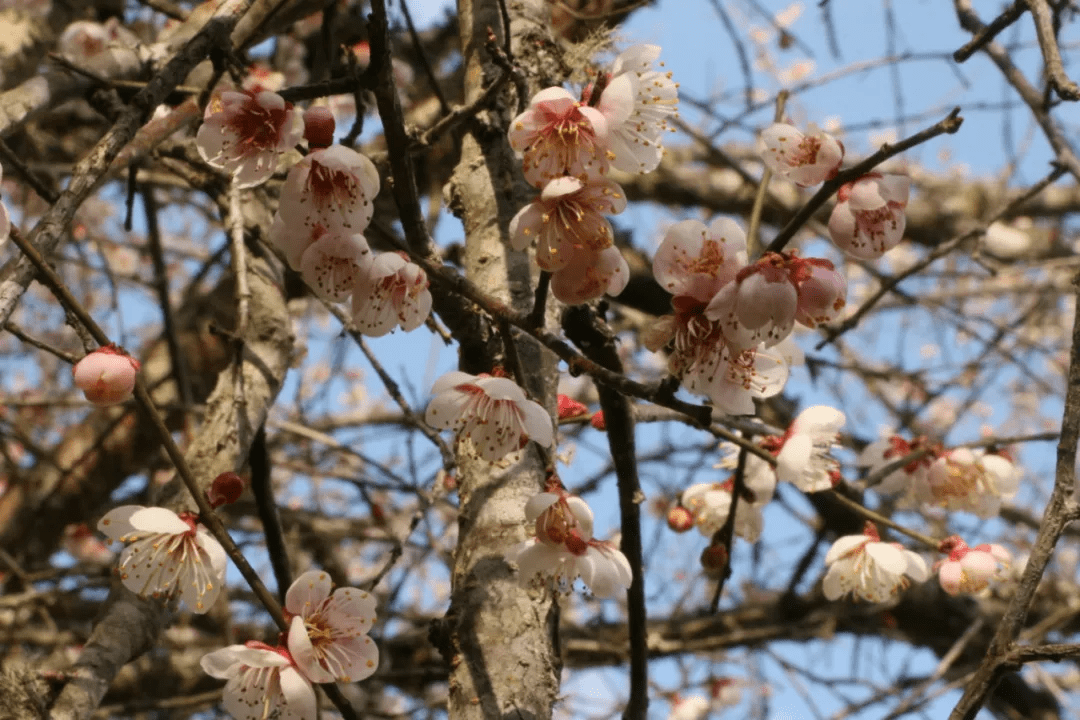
[
  {"x1": 710, "y1": 446, "x2": 747, "y2": 612},
  {"x1": 747, "y1": 91, "x2": 788, "y2": 255},
  {"x1": 953, "y1": 0, "x2": 1026, "y2": 62},
  {"x1": 1025, "y1": 0, "x2": 1080, "y2": 100}
]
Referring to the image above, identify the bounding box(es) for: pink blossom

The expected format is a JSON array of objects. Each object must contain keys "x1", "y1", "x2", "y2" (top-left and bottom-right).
[
  {"x1": 425, "y1": 371, "x2": 554, "y2": 461},
  {"x1": 548, "y1": 244, "x2": 629, "y2": 305},
  {"x1": 72, "y1": 345, "x2": 140, "y2": 406},
  {"x1": 935, "y1": 536, "x2": 1011, "y2": 595},
  {"x1": 652, "y1": 218, "x2": 747, "y2": 302},
  {"x1": 98, "y1": 505, "x2": 227, "y2": 613},
  {"x1": 508, "y1": 490, "x2": 632, "y2": 598},
  {"x1": 706, "y1": 253, "x2": 799, "y2": 351},
  {"x1": 759, "y1": 122, "x2": 844, "y2": 187},
  {"x1": 823, "y1": 523, "x2": 928, "y2": 603},
  {"x1": 509, "y1": 176, "x2": 626, "y2": 270},
  {"x1": 828, "y1": 173, "x2": 911, "y2": 259},
  {"x1": 351, "y1": 252, "x2": 432, "y2": 336},
  {"x1": 509, "y1": 87, "x2": 609, "y2": 187},
  {"x1": 683, "y1": 341, "x2": 789, "y2": 416},
  {"x1": 63, "y1": 523, "x2": 114, "y2": 565},
  {"x1": 793, "y1": 257, "x2": 847, "y2": 328},
  {"x1": 680, "y1": 462, "x2": 776, "y2": 542},
  {"x1": 269, "y1": 145, "x2": 380, "y2": 268},
  {"x1": 596, "y1": 44, "x2": 679, "y2": 173},
  {"x1": 923, "y1": 448, "x2": 1020, "y2": 517},
  {"x1": 196, "y1": 90, "x2": 304, "y2": 188},
  {"x1": 858, "y1": 434, "x2": 937, "y2": 504},
  {"x1": 774, "y1": 405, "x2": 846, "y2": 493},
  {"x1": 201, "y1": 641, "x2": 316, "y2": 720},
  {"x1": 58, "y1": 19, "x2": 141, "y2": 78},
  {"x1": 298, "y1": 231, "x2": 372, "y2": 302},
  {"x1": 284, "y1": 570, "x2": 379, "y2": 683}
]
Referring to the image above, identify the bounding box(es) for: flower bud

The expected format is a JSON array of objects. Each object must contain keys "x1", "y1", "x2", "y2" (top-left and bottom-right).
[
  {"x1": 557, "y1": 394, "x2": 588, "y2": 419},
  {"x1": 72, "y1": 346, "x2": 140, "y2": 406},
  {"x1": 700, "y1": 543, "x2": 728, "y2": 577},
  {"x1": 590, "y1": 411, "x2": 606, "y2": 430},
  {"x1": 666, "y1": 505, "x2": 694, "y2": 533},
  {"x1": 304, "y1": 106, "x2": 335, "y2": 149},
  {"x1": 207, "y1": 472, "x2": 246, "y2": 508}
]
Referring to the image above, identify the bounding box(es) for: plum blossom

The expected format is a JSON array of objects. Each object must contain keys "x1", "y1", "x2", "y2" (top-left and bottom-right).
[
  {"x1": 269, "y1": 145, "x2": 380, "y2": 268},
  {"x1": 201, "y1": 642, "x2": 316, "y2": 720},
  {"x1": 98, "y1": 505, "x2": 227, "y2": 613},
  {"x1": 923, "y1": 448, "x2": 1020, "y2": 518},
  {"x1": 793, "y1": 257, "x2": 847, "y2": 328},
  {"x1": 196, "y1": 90, "x2": 304, "y2": 188},
  {"x1": 548, "y1": 244, "x2": 630, "y2": 305},
  {"x1": 299, "y1": 231, "x2": 372, "y2": 302},
  {"x1": 668, "y1": 695, "x2": 709, "y2": 720},
  {"x1": 58, "y1": 19, "x2": 141, "y2": 78},
  {"x1": 509, "y1": 87, "x2": 608, "y2": 187},
  {"x1": 63, "y1": 523, "x2": 114, "y2": 565},
  {"x1": 680, "y1": 458, "x2": 776, "y2": 542},
  {"x1": 935, "y1": 536, "x2": 1011, "y2": 596},
  {"x1": 652, "y1": 218, "x2": 747, "y2": 302},
  {"x1": 828, "y1": 173, "x2": 910, "y2": 259},
  {"x1": 858, "y1": 434, "x2": 937, "y2": 503},
  {"x1": 507, "y1": 489, "x2": 632, "y2": 598},
  {"x1": 509, "y1": 176, "x2": 626, "y2": 269},
  {"x1": 773, "y1": 405, "x2": 846, "y2": 493},
  {"x1": 425, "y1": 371, "x2": 554, "y2": 461},
  {"x1": 823, "y1": 523, "x2": 928, "y2": 603},
  {"x1": 706, "y1": 252, "x2": 798, "y2": 351},
  {"x1": 284, "y1": 570, "x2": 379, "y2": 683},
  {"x1": 72, "y1": 345, "x2": 140, "y2": 406},
  {"x1": 759, "y1": 122, "x2": 844, "y2": 187},
  {"x1": 351, "y1": 252, "x2": 432, "y2": 336},
  {"x1": 596, "y1": 44, "x2": 679, "y2": 173}
]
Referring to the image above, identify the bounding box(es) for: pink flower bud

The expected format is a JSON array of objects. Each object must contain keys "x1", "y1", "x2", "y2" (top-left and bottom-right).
[
  {"x1": 207, "y1": 472, "x2": 246, "y2": 508},
  {"x1": 557, "y1": 394, "x2": 588, "y2": 419},
  {"x1": 590, "y1": 411, "x2": 606, "y2": 430},
  {"x1": 72, "y1": 346, "x2": 140, "y2": 406},
  {"x1": 304, "y1": 106, "x2": 336, "y2": 149},
  {"x1": 666, "y1": 505, "x2": 694, "y2": 533}
]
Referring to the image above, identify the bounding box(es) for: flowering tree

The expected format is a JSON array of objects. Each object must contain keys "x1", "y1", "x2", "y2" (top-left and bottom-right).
[{"x1": 1, "y1": 1, "x2": 1080, "y2": 720}]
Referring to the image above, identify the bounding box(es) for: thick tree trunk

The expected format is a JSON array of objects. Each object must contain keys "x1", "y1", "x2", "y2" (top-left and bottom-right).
[{"x1": 443, "y1": 1, "x2": 563, "y2": 718}]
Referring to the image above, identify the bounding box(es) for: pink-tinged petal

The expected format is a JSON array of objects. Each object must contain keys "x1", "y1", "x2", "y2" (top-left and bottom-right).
[
  {"x1": 201, "y1": 645, "x2": 259, "y2": 678},
  {"x1": 827, "y1": 204, "x2": 859, "y2": 253},
  {"x1": 326, "y1": 635, "x2": 380, "y2": 682},
  {"x1": 474, "y1": 376, "x2": 529, "y2": 403},
  {"x1": 287, "y1": 615, "x2": 335, "y2": 683},
  {"x1": 597, "y1": 72, "x2": 637, "y2": 126},
  {"x1": 286, "y1": 570, "x2": 333, "y2": 616},
  {"x1": 511, "y1": 539, "x2": 564, "y2": 580},
  {"x1": 399, "y1": 283, "x2": 432, "y2": 331},
  {"x1": 127, "y1": 506, "x2": 189, "y2": 534},
  {"x1": 540, "y1": 175, "x2": 585, "y2": 201},
  {"x1": 524, "y1": 493, "x2": 560, "y2": 523},
  {"x1": 847, "y1": 178, "x2": 888, "y2": 210},
  {"x1": 424, "y1": 388, "x2": 473, "y2": 430},
  {"x1": 277, "y1": 667, "x2": 318, "y2": 720},
  {"x1": 824, "y1": 535, "x2": 870, "y2": 565},
  {"x1": 877, "y1": 174, "x2": 911, "y2": 205},
  {"x1": 509, "y1": 202, "x2": 545, "y2": 252},
  {"x1": 821, "y1": 564, "x2": 847, "y2": 600},
  {"x1": 430, "y1": 370, "x2": 478, "y2": 395},
  {"x1": 612, "y1": 44, "x2": 663, "y2": 75},
  {"x1": 981, "y1": 455, "x2": 1020, "y2": 495},
  {"x1": 326, "y1": 586, "x2": 377, "y2": 632},
  {"x1": 469, "y1": 419, "x2": 521, "y2": 461},
  {"x1": 516, "y1": 399, "x2": 554, "y2": 449},
  {"x1": 959, "y1": 550, "x2": 997, "y2": 584},
  {"x1": 938, "y1": 560, "x2": 963, "y2": 594},
  {"x1": 299, "y1": 232, "x2": 371, "y2": 301}
]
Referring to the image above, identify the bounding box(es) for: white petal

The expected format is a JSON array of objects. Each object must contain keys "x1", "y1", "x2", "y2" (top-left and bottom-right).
[
  {"x1": 127, "y1": 506, "x2": 189, "y2": 534},
  {"x1": 287, "y1": 615, "x2": 335, "y2": 684},
  {"x1": 285, "y1": 570, "x2": 332, "y2": 616},
  {"x1": 824, "y1": 535, "x2": 870, "y2": 565},
  {"x1": 278, "y1": 667, "x2": 318, "y2": 720},
  {"x1": 524, "y1": 493, "x2": 560, "y2": 523},
  {"x1": 517, "y1": 399, "x2": 554, "y2": 448}
]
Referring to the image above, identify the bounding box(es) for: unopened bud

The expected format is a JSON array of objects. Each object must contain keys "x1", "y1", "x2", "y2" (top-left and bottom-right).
[
  {"x1": 557, "y1": 394, "x2": 588, "y2": 419},
  {"x1": 72, "y1": 345, "x2": 140, "y2": 406},
  {"x1": 304, "y1": 106, "x2": 336, "y2": 149},
  {"x1": 590, "y1": 411, "x2": 606, "y2": 430},
  {"x1": 700, "y1": 543, "x2": 728, "y2": 577},
  {"x1": 666, "y1": 506, "x2": 694, "y2": 533},
  {"x1": 207, "y1": 472, "x2": 245, "y2": 508}
]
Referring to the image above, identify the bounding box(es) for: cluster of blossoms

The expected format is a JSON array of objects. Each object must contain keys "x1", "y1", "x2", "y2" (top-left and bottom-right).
[
  {"x1": 506, "y1": 480, "x2": 632, "y2": 598},
  {"x1": 195, "y1": 86, "x2": 431, "y2": 336},
  {"x1": 509, "y1": 45, "x2": 678, "y2": 304},
  {"x1": 644, "y1": 218, "x2": 845, "y2": 414},
  {"x1": 859, "y1": 435, "x2": 1021, "y2": 518},
  {"x1": 201, "y1": 570, "x2": 379, "y2": 720},
  {"x1": 759, "y1": 122, "x2": 911, "y2": 259},
  {"x1": 822, "y1": 522, "x2": 929, "y2": 603}
]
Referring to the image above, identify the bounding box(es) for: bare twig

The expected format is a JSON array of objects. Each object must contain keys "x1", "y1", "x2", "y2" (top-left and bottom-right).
[{"x1": 1025, "y1": 0, "x2": 1080, "y2": 100}]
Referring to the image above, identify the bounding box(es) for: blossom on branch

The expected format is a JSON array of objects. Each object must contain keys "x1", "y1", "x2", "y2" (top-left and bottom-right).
[
  {"x1": 299, "y1": 230, "x2": 373, "y2": 302},
  {"x1": 509, "y1": 87, "x2": 609, "y2": 187},
  {"x1": 828, "y1": 172, "x2": 910, "y2": 259},
  {"x1": 858, "y1": 434, "x2": 937, "y2": 504},
  {"x1": 507, "y1": 489, "x2": 632, "y2": 598},
  {"x1": 923, "y1": 448, "x2": 1020, "y2": 518},
  {"x1": 548, "y1": 244, "x2": 630, "y2": 304},
  {"x1": 822, "y1": 522, "x2": 928, "y2": 603},
  {"x1": 759, "y1": 122, "x2": 844, "y2": 187},
  {"x1": 351, "y1": 252, "x2": 432, "y2": 336},
  {"x1": 935, "y1": 536, "x2": 1011, "y2": 596},
  {"x1": 98, "y1": 505, "x2": 227, "y2": 613},
  {"x1": 201, "y1": 642, "x2": 316, "y2": 720},
  {"x1": 772, "y1": 405, "x2": 846, "y2": 493},
  {"x1": 72, "y1": 345, "x2": 140, "y2": 406},
  {"x1": 425, "y1": 371, "x2": 554, "y2": 461},
  {"x1": 509, "y1": 176, "x2": 626, "y2": 270},
  {"x1": 706, "y1": 252, "x2": 799, "y2": 351},
  {"x1": 196, "y1": 90, "x2": 304, "y2": 188},
  {"x1": 270, "y1": 145, "x2": 380, "y2": 269},
  {"x1": 284, "y1": 570, "x2": 379, "y2": 683},
  {"x1": 596, "y1": 44, "x2": 680, "y2": 174},
  {"x1": 680, "y1": 459, "x2": 776, "y2": 542}
]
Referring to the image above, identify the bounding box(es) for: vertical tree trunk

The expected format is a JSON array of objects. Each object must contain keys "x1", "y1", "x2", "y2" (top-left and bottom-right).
[{"x1": 444, "y1": 1, "x2": 562, "y2": 718}]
